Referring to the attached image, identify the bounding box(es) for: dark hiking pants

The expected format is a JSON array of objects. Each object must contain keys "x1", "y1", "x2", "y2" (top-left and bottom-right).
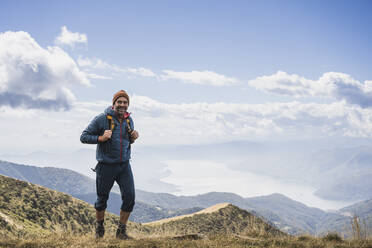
[{"x1": 94, "y1": 161, "x2": 135, "y2": 212}]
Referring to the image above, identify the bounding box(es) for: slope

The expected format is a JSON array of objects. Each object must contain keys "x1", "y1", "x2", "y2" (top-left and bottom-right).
[
  {"x1": 143, "y1": 203, "x2": 286, "y2": 238},
  {"x1": 0, "y1": 174, "x2": 122, "y2": 238}
]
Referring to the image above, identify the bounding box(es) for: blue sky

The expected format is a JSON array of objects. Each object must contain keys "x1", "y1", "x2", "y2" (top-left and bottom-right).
[{"x1": 1, "y1": 1, "x2": 372, "y2": 209}]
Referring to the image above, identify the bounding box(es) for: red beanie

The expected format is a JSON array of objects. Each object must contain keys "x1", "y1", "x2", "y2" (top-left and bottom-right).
[{"x1": 112, "y1": 90, "x2": 130, "y2": 105}]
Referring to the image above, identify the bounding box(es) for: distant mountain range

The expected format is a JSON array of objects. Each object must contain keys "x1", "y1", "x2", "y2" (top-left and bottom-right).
[
  {"x1": 2, "y1": 142, "x2": 372, "y2": 202},
  {"x1": 1, "y1": 159, "x2": 371, "y2": 236},
  {"x1": 316, "y1": 198, "x2": 372, "y2": 237},
  {"x1": 231, "y1": 145, "x2": 372, "y2": 202},
  {"x1": 312, "y1": 146, "x2": 372, "y2": 201},
  {"x1": 0, "y1": 160, "x2": 95, "y2": 195}
]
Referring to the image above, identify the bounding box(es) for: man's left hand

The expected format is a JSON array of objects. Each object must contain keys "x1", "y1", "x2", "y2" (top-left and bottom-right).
[{"x1": 130, "y1": 130, "x2": 139, "y2": 141}]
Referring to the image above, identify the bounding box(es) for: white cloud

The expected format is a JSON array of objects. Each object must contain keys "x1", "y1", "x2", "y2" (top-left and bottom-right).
[
  {"x1": 126, "y1": 67, "x2": 156, "y2": 77},
  {"x1": 248, "y1": 71, "x2": 319, "y2": 97},
  {"x1": 55, "y1": 26, "x2": 87, "y2": 47},
  {"x1": 161, "y1": 70, "x2": 239, "y2": 86},
  {"x1": 363, "y1": 80, "x2": 372, "y2": 93},
  {"x1": 77, "y1": 57, "x2": 119, "y2": 71},
  {"x1": 77, "y1": 56, "x2": 156, "y2": 79},
  {"x1": 86, "y1": 73, "x2": 113, "y2": 80},
  {"x1": 249, "y1": 71, "x2": 372, "y2": 108},
  {"x1": 0, "y1": 31, "x2": 90, "y2": 110}
]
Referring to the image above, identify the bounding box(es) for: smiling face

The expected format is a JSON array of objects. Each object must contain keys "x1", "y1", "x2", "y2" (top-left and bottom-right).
[{"x1": 113, "y1": 96, "x2": 129, "y2": 116}]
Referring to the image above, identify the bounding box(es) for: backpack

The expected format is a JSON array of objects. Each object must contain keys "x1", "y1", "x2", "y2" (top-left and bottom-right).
[{"x1": 106, "y1": 114, "x2": 134, "y2": 143}]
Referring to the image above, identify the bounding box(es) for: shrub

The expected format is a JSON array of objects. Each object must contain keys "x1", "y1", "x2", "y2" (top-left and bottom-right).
[
  {"x1": 297, "y1": 235, "x2": 312, "y2": 241},
  {"x1": 322, "y1": 232, "x2": 343, "y2": 242}
]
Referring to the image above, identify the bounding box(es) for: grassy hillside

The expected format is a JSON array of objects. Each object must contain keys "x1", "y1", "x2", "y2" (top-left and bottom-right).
[
  {"x1": 143, "y1": 203, "x2": 285, "y2": 238},
  {"x1": 0, "y1": 174, "x2": 128, "y2": 239}
]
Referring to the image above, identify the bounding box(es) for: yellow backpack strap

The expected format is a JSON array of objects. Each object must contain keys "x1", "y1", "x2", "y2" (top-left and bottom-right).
[
  {"x1": 126, "y1": 118, "x2": 132, "y2": 132},
  {"x1": 106, "y1": 115, "x2": 115, "y2": 131},
  {"x1": 126, "y1": 117, "x2": 134, "y2": 144}
]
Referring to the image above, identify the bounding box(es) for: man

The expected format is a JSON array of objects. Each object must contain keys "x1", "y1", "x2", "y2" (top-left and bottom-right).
[{"x1": 80, "y1": 90, "x2": 139, "y2": 239}]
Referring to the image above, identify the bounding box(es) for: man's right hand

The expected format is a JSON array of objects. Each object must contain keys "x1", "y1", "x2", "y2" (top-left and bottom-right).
[{"x1": 98, "y1": 130, "x2": 112, "y2": 142}]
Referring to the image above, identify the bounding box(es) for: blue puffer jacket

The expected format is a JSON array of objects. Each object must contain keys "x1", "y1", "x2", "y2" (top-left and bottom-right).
[{"x1": 80, "y1": 106, "x2": 134, "y2": 164}]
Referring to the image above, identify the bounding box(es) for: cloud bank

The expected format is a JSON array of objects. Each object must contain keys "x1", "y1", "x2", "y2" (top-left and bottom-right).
[
  {"x1": 55, "y1": 26, "x2": 87, "y2": 47},
  {"x1": 249, "y1": 71, "x2": 372, "y2": 108},
  {"x1": 0, "y1": 31, "x2": 90, "y2": 110},
  {"x1": 1, "y1": 94, "x2": 372, "y2": 152},
  {"x1": 128, "y1": 95, "x2": 372, "y2": 145}
]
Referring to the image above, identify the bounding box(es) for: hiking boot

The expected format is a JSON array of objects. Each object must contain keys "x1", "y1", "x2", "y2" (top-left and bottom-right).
[
  {"x1": 95, "y1": 220, "x2": 105, "y2": 238},
  {"x1": 116, "y1": 222, "x2": 131, "y2": 240}
]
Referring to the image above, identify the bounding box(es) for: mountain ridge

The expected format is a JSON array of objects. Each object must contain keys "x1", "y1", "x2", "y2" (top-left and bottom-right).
[{"x1": 142, "y1": 203, "x2": 286, "y2": 238}]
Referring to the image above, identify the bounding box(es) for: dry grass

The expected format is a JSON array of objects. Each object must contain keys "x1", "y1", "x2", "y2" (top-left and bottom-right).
[{"x1": 1, "y1": 233, "x2": 372, "y2": 248}]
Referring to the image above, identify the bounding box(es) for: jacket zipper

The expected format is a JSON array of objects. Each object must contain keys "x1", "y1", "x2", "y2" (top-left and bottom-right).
[{"x1": 120, "y1": 120, "x2": 122, "y2": 162}]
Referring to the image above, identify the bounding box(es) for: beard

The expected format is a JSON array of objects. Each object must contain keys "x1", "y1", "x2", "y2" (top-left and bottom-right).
[{"x1": 115, "y1": 106, "x2": 127, "y2": 115}]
